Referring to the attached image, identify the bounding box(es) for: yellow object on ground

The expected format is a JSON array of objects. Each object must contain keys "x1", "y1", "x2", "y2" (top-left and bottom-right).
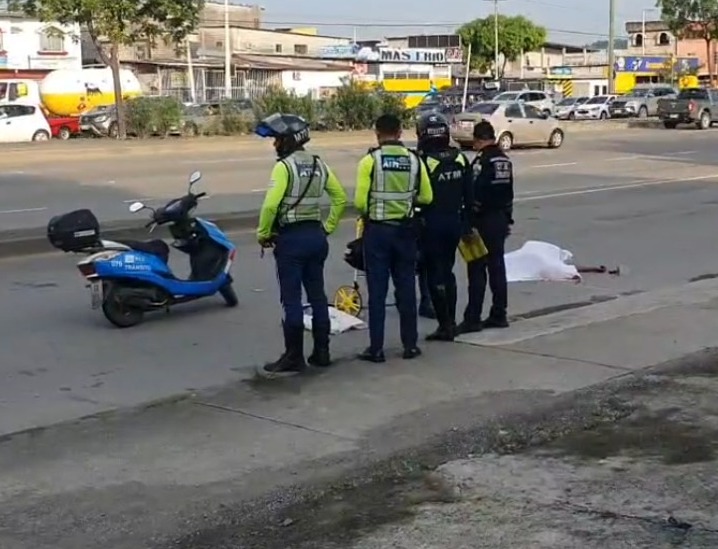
[
  {"x1": 458, "y1": 233, "x2": 488, "y2": 263},
  {"x1": 333, "y1": 284, "x2": 363, "y2": 316}
]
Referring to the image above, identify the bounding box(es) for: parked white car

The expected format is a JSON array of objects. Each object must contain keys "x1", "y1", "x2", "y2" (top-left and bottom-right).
[
  {"x1": 0, "y1": 104, "x2": 51, "y2": 143},
  {"x1": 573, "y1": 95, "x2": 617, "y2": 120}
]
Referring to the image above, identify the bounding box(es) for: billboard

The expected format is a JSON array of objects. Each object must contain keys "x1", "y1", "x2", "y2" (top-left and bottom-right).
[{"x1": 355, "y1": 47, "x2": 463, "y2": 64}]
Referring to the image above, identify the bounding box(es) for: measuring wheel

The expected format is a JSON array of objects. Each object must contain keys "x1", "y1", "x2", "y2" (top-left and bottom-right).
[{"x1": 333, "y1": 283, "x2": 363, "y2": 317}]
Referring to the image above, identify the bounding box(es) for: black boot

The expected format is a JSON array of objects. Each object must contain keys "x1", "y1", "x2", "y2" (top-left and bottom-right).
[
  {"x1": 308, "y1": 322, "x2": 331, "y2": 367},
  {"x1": 425, "y1": 287, "x2": 454, "y2": 342},
  {"x1": 262, "y1": 324, "x2": 307, "y2": 377}
]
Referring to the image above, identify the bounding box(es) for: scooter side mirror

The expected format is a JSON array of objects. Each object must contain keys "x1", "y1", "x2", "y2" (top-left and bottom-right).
[
  {"x1": 189, "y1": 170, "x2": 202, "y2": 186},
  {"x1": 129, "y1": 201, "x2": 145, "y2": 213}
]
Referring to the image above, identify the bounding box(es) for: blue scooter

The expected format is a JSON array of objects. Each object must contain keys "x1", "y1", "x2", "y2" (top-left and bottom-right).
[{"x1": 49, "y1": 170, "x2": 238, "y2": 328}]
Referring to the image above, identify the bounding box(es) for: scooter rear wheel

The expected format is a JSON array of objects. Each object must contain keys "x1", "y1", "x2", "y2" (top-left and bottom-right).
[
  {"x1": 219, "y1": 283, "x2": 239, "y2": 307},
  {"x1": 102, "y1": 282, "x2": 145, "y2": 328}
]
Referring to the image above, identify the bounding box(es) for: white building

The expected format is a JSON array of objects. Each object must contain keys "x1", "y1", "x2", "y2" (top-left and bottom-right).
[{"x1": 0, "y1": 10, "x2": 81, "y2": 76}]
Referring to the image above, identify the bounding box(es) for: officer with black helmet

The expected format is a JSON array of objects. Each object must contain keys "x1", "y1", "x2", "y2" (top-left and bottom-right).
[
  {"x1": 415, "y1": 112, "x2": 472, "y2": 341},
  {"x1": 255, "y1": 113, "x2": 347, "y2": 376},
  {"x1": 457, "y1": 119, "x2": 514, "y2": 334}
]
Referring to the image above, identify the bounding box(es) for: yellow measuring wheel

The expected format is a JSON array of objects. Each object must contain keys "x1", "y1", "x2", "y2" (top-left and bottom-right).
[{"x1": 333, "y1": 283, "x2": 363, "y2": 317}]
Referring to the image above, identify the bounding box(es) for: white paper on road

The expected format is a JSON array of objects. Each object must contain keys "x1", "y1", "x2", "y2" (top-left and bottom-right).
[
  {"x1": 303, "y1": 305, "x2": 367, "y2": 335},
  {"x1": 506, "y1": 240, "x2": 580, "y2": 282}
]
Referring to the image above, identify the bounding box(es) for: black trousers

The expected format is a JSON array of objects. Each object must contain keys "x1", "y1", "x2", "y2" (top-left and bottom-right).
[{"x1": 463, "y1": 212, "x2": 509, "y2": 324}]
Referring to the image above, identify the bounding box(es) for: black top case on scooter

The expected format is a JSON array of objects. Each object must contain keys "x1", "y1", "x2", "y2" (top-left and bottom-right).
[{"x1": 47, "y1": 209, "x2": 101, "y2": 252}]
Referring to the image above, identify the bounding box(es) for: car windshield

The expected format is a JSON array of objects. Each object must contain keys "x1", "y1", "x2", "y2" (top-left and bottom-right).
[
  {"x1": 678, "y1": 88, "x2": 708, "y2": 99},
  {"x1": 87, "y1": 105, "x2": 110, "y2": 114},
  {"x1": 493, "y1": 92, "x2": 519, "y2": 101},
  {"x1": 627, "y1": 89, "x2": 651, "y2": 97},
  {"x1": 557, "y1": 98, "x2": 577, "y2": 106},
  {"x1": 586, "y1": 96, "x2": 607, "y2": 104},
  {"x1": 468, "y1": 102, "x2": 499, "y2": 114}
]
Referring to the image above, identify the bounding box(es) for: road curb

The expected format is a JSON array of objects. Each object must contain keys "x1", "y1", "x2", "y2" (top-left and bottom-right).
[
  {"x1": 0, "y1": 206, "x2": 365, "y2": 260},
  {"x1": 0, "y1": 210, "x2": 259, "y2": 259}
]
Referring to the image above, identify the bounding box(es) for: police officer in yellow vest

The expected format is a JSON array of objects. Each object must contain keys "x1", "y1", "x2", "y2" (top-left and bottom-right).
[
  {"x1": 255, "y1": 113, "x2": 347, "y2": 377},
  {"x1": 354, "y1": 114, "x2": 433, "y2": 362}
]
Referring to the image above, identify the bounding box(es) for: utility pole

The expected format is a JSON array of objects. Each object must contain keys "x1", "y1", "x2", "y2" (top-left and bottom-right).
[
  {"x1": 224, "y1": 0, "x2": 232, "y2": 98},
  {"x1": 494, "y1": 0, "x2": 499, "y2": 79},
  {"x1": 607, "y1": 0, "x2": 616, "y2": 93}
]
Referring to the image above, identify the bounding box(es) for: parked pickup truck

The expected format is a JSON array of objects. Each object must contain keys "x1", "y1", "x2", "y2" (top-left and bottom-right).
[
  {"x1": 47, "y1": 116, "x2": 80, "y2": 140},
  {"x1": 657, "y1": 88, "x2": 718, "y2": 129}
]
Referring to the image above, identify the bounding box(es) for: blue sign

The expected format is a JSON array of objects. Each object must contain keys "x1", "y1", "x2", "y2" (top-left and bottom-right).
[
  {"x1": 318, "y1": 44, "x2": 360, "y2": 59},
  {"x1": 0, "y1": 54, "x2": 6, "y2": 69},
  {"x1": 615, "y1": 56, "x2": 700, "y2": 73},
  {"x1": 550, "y1": 66, "x2": 572, "y2": 76}
]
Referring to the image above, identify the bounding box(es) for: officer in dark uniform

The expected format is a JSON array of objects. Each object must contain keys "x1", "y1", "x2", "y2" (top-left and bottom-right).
[
  {"x1": 458, "y1": 119, "x2": 514, "y2": 334},
  {"x1": 255, "y1": 113, "x2": 347, "y2": 376},
  {"x1": 415, "y1": 112, "x2": 472, "y2": 341},
  {"x1": 354, "y1": 114, "x2": 433, "y2": 362}
]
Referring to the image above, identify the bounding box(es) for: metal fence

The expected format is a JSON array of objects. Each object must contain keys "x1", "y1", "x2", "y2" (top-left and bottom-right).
[{"x1": 154, "y1": 67, "x2": 280, "y2": 103}]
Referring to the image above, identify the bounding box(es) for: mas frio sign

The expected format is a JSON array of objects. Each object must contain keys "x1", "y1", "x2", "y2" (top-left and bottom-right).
[{"x1": 356, "y1": 47, "x2": 463, "y2": 64}]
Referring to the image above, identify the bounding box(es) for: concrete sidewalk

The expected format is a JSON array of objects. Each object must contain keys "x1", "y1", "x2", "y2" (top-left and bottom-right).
[{"x1": 1, "y1": 279, "x2": 718, "y2": 548}]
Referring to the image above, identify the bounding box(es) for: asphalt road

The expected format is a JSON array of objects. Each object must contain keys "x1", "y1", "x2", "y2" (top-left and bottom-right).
[
  {"x1": 2, "y1": 153, "x2": 718, "y2": 437},
  {"x1": 0, "y1": 125, "x2": 713, "y2": 232}
]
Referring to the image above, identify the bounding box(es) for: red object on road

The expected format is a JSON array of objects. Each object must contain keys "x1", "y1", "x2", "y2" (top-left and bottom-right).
[{"x1": 47, "y1": 116, "x2": 80, "y2": 140}]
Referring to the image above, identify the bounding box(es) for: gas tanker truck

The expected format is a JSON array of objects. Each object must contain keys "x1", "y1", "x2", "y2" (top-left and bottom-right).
[{"x1": 0, "y1": 67, "x2": 142, "y2": 116}]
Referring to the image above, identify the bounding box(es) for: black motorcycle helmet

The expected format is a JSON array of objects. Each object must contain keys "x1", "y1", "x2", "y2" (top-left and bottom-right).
[
  {"x1": 415, "y1": 112, "x2": 450, "y2": 150},
  {"x1": 255, "y1": 112, "x2": 310, "y2": 157}
]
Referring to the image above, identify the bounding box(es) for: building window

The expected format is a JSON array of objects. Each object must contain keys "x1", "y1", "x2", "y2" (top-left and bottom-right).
[
  {"x1": 275, "y1": 44, "x2": 282, "y2": 53},
  {"x1": 216, "y1": 41, "x2": 223, "y2": 48},
  {"x1": 39, "y1": 27, "x2": 65, "y2": 52},
  {"x1": 294, "y1": 44, "x2": 308, "y2": 55},
  {"x1": 0, "y1": 30, "x2": 4, "y2": 52},
  {"x1": 658, "y1": 32, "x2": 670, "y2": 45},
  {"x1": 633, "y1": 33, "x2": 643, "y2": 47}
]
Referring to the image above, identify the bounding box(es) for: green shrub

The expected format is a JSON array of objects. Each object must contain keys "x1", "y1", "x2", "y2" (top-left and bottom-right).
[
  {"x1": 123, "y1": 97, "x2": 157, "y2": 138},
  {"x1": 124, "y1": 96, "x2": 182, "y2": 138},
  {"x1": 252, "y1": 82, "x2": 410, "y2": 132}
]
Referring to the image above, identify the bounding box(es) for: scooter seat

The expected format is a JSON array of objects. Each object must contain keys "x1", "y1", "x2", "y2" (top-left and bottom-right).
[{"x1": 117, "y1": 239, "x2": 170, "y2": 263}]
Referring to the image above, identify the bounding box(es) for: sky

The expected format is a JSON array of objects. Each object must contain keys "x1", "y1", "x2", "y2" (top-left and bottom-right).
[{"x1": 250, "y1": 0, "x2": 658, "y2": 46}]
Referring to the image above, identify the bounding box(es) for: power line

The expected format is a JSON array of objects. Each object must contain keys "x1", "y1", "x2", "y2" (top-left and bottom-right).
[{"x1": 200, "y1": 19, "x2": 627, "y2": 39}]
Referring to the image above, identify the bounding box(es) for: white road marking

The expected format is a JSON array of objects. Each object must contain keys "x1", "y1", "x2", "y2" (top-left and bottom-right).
[
  {"x1": 0, "y1": 207, "x2": 47, "y2": 214},
  {"x1": 516, "y1": 172, "x2": 718, "y2": 202},
  {"x1": 605, "y1": 155, "x2": 641, "y2": 161},
  {"x1": 531, "y1": 162, "x2": 577, "y2": 168},
  {"x1": 122, "y1": 198, "x2": 157, "y2": 203}
]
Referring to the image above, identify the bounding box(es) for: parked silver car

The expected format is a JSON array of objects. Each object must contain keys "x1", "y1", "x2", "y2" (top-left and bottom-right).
[
  {"x1": 609, "y1": 86, "x2": 677, "y2": 118},
  {"x1": 574, "y1": 95, "x2": 617, "y2": 120},
  {"x1": 492, "y1": 90, "x2": 555, "y2": 117},
  {"x1": 553, "y1": 96, "x2": 589, "y2": 120}
]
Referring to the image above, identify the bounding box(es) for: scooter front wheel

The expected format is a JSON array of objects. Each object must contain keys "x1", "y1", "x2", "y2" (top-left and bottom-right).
[
  {"x1": 219, "y1": 282, "x2": 238, "y2": 307},
  {"x1": 102, "y1": 282, "x2": 145, "y2": 328}
]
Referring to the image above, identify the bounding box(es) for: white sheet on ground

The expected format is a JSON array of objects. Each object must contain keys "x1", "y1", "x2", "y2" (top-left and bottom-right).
[
  {"x1": 303, "y1": 305, "x2": 367, "y2": 334},
  {"x1": 505, "y1": 240, "x2": 580, "y2": 282}
]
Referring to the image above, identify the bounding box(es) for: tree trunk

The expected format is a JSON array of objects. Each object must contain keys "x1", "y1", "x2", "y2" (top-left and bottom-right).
[
  {"x1": 705, "y1": 38, "x2": 713, "y2": 86},
  {"x1": 109, "y1": 42, "x2": 126, "y2": 140}
]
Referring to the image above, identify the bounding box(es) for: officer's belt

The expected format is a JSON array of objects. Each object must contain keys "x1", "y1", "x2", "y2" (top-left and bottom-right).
[
  {"x1": 276, "y1": 220, "x2": 322, "y2": 232},
  {"x1": 366, "y1": 218, "x2": 413, "y2": 227}
]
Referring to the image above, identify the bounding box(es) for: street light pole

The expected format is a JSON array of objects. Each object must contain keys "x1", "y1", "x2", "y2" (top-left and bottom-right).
[
  {"x1": 608, "y1": 0, "x2": 616, "y2": 93},
  {"x1": 641, "y1": 9, "x2": 646, "y2": 56},
  {"x1": 224, "y1": 0, "x2": 231, "y2": 99}
]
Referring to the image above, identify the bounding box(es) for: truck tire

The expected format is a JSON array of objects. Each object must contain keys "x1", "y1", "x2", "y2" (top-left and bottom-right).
[
  {"x1": 663, "y1": 121, "x2": 677, "y2": 129},
  {"x1": 58, "y1": 126, "x2": 71, "y2": 140},
  {"x1": 638, "y1": 106, "x2": 648, "y2": 118},
  {"x1": 698, "y1": 111, "x2": 711, "y2": 130}
]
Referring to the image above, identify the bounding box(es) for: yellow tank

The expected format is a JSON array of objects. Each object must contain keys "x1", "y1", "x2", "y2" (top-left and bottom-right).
[{"x1": 39, "y1": 67, "x2": 142, "y2": 116}]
